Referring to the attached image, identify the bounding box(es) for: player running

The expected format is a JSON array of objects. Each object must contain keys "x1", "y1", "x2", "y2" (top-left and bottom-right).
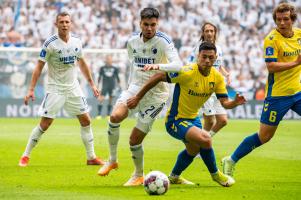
[
  {"x1": 127, "y1": 42, "x2": 246, "y2": 187},
  {"x1": 97, "y1": 7, "x2": 182, "y2": 186}
]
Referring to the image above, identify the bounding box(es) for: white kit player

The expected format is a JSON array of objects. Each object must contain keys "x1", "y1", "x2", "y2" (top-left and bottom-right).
[
  {"x1": 97, "y1": 7, "x2": 182, "y2": 186},
  {"x1": 189, "y1": 22, "x2": 231, "y2": 137},
  {"x1": 19, "y1": 12, "x2": 104, "y2": 167}
]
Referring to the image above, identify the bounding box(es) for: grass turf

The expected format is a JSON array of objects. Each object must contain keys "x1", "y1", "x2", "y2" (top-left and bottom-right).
[{"x1": 0, "y1": 118, "x2": 300, "y2": 200}]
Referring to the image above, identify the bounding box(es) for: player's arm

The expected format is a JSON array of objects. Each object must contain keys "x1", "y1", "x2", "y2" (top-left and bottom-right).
[
  {"x1": 127, "y1": 72, "x2": 167, "y2": 109},
  {"x1": 24, "y1": 60, "x2": 45, "y2": 105},
  {"x1": 78, "y1": 58, "x2": 99, "y2": 97},
  {"x1": 218, "y1": 94, "x2": 246, "y2": 109},
  {"x1": 144, "y1": 42, "x2": 182, "y2": 72},
  {"x1": 266, "y1": 54, "x2": 301, "y2": 72},
  {"x1": 219, "y1": 66, "x2": 231, "y2": 84}
]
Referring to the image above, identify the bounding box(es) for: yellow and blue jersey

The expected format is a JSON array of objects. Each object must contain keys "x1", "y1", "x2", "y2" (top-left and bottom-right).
[
  {"x1": 264, "y1": 28, "x2": 301, "y2": 97},
  {"x1": 166, "y1": 63, "x2": 227, "y2": 120}
]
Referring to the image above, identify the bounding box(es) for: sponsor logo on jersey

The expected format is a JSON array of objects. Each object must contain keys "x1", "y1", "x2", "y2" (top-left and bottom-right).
[
  {"x1": 266, "y1": 47, "x2": 274, "y2": 56},
  {"x1": 59, "y1": 55, "x2": 77, "y2": 64},
  {"x1": 134, "y1": 57, "x2": 155, "y2": 68},
  {"x1": 188, "y1": 89, "x2": 211, "y2": 97},
  {"x1": 283, "y1": 49, "x2": 301, "y2": 57}
]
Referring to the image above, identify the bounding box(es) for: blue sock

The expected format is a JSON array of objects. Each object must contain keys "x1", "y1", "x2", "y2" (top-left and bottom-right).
[
  {"x1": 171, "y1": 149, "x2": 194, "y2": 176},
  {"x1": 199, "y1": 148, "x2": 218, "y2": 174},
  {"x1": 231, "y1": 133, "x2": 262, "y2": 163}
]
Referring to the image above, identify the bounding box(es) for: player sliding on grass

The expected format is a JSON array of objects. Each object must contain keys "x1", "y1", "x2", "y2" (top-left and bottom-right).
[
  {"x1": 222, "y1": 2, "x2": 301, "y2": 179},
  {"x1": 127, "y1": 42, "x2": 246, "y2": 187},
  {"x1": 97, "y1": 7, "x2": 182, "y2": 186},
  {"x1": 19, "y1": 12, "x2": 104, "y2": 167}
]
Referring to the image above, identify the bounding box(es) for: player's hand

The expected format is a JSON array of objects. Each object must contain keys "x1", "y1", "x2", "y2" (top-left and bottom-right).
[
  {"x1": 24, "y1": 90, "x2": 35, "y2": 105},
  {"x1": 143, "y1": 64, "x2": 160, "y2": 71},
  {"x1": 234, "y1": 93, "x2": 247, "y2": 105},
  {"x1": 91, "y1": 85, "x2": 100, "y2": 98},
  {"x1": 127, "y1": 96, "x2": 140, "y2": 109}
]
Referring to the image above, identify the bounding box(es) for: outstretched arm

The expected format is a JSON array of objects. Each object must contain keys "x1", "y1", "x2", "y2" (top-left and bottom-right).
[
  {"x1": 266, "y1": 54, "x2": 301, "y2": 73},
  {"x1": 127, "y1": 72, "x2": 167, "y2": 109},
  {"x1": 218, "y1": 93, "x2": 246, "y2": 109}
]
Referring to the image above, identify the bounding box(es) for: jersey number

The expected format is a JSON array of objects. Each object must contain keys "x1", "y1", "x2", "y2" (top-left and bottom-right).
[{"x1": 269, "y1": 111, "x2": 277, "y2": 122}]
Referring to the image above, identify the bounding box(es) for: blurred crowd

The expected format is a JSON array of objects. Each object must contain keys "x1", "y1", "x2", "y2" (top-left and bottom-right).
[{"x1": 1, "y1": 0, "x2": 301, "y2": 100}]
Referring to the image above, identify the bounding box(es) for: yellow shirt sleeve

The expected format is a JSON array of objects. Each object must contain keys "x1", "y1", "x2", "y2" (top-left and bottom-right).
[
  {"x1": 215, "y1": 72, "x2": 228, "y2": 98},
  {"x1": 264, "y1": 34, "x2": 278, "y2": 62}
]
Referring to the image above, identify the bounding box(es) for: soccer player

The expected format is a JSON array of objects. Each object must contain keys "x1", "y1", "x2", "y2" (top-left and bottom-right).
[
  {"x1": 96, "y1": 55, "x2": 120, "y2": 118},
  {"x1": 189, "y1": 22, "x2": 230, "y2": 137},
  {"x1": 222, "y1": 3, "x2": 301, "y2": 178},
  {"x1": 97, "y1": 8, "x2": 182, "y2": 186},
  {"x1": 18, "y1": 12, "x2": 104, "y2": 167},
  {"x1": 127, "y1": 42, "x2": 246, "y2": 187}
]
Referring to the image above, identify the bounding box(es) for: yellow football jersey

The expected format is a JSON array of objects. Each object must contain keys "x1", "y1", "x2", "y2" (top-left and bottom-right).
[
  {"x1": 264, "y1": 27, "x2": 301, "y2": 97},
  {"x1": 166, "y1": 63, "x2": 227, "y2": 120}
]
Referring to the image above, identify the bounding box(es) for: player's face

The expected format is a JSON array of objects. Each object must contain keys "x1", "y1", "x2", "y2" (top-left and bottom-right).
[
  {"x1": 197, "y1": 50, "x2": 216, "y2": 67},
  {"x1": 140, "y1": 18, "x2": 158, "y2": 41},
  {"x1": 203, "y1": 24, "x2": 215, "y2": 43},
  {"x1": 275, "y1": 11, "x2": 293, "y2": 33},
  {"x1": 55, "y1": 15, "x2": 72, "y2": 36}
]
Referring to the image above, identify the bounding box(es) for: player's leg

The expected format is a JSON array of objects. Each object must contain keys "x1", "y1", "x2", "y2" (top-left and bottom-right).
[
  {"x1": 222, "y1": 96, "x2": 293, "y2": 177},
  {"x1": 107, "y1": 95, "x2": 113, "y2": 116},
  {"x1": 291, "y1": 92, "x2": 301, "y2": 115},
  {"x1": 202, "y1": 95, "x2": 218, "y2": 136},
  {"x1": 210, "y1": 97, "x2": 228, "y2": 136},
  {"x1": 98, "y1": 102, "x2": 129, "y2": 176},
  {"x1": 19, "y1": 93, "x2": 62, "y2": 167},
  {"x1": 77, "y1": 112, "x2": 104, "y2": 165},
  {"x1": 19, "y1": 117, "x2": 53, "y2": 167}
]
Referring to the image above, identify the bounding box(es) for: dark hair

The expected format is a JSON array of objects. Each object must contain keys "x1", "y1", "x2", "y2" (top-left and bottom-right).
[
  {"x1": 56, "y1": 12, "x2": 70, "y2": 22},
  {"x1": 200, "y1": 22, "x2": 218, "y2": 42},
  {"x1": 199, "y1": 42, "x2": 216, "y2": 53},
  {"x1": 140, "y1": 7, "x2": 160, "y2": 19},
  {"x1": 273, "y1": 3, "x2": 297, "y2": 23}
]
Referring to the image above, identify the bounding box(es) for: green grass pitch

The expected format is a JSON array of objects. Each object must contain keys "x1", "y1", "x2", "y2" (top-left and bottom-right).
[{"x1": 0, "y1": 118, "x2": 300, "y2": 200}]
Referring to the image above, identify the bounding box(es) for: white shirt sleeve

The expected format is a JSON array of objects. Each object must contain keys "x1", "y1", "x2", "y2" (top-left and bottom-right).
[
  {"x1": 38, "y1": 42, "x2": 50, "y2": 63},
  {"x1": 158, "y1": 42, "x2": 182, "y2": 72}
]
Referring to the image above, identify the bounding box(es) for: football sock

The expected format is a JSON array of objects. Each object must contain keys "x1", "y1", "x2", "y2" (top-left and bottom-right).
[
  {"x1": 97, "y1": 105, "x2": 102, "y2": 116},
  {"x1": 171, "y1": 149, "x2": 194, "y2": 176},
  {"x1": 130, "y1": 144, "x2": 144, "y2": 176},
  {"x1": 108, "y1": 121, "x2": 120, "y2": 162},
  {"x1": 231, "y1": 133, "x2": 262, "y2": 163},
  {"x1": 80, "y1": 125, "x2": 96, "y2": 160},
  {"x1": 199, "y1": 147, "x2": 218, "y2": 174},
  {"x1": 209, "y1": 130, "x2": 217, "y2": 137},
  {"x1": 23, "y1": 125, "x2": 44, "y2": 157}
]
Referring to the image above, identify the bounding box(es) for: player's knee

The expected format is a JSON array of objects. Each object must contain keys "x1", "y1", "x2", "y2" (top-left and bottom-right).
[
  {"x1": 79, "y1": 117, "x2": 91, "y2": 127},
  {"x1": 110, "y1": 113, "x2": 124, "y2": 123},
  {"x1": 129, "y1": 134, "x2": 141, "y2": 146},
  {"x1": 259, "y1": 133, "x2": 272, "y2": 144},
  {"x1": 39, "y1": 120, "x2": 52, "y2": 131},
  {"x1": 200, "y1": 133, "x2": 212, "y2": 148},
  {"x1": 217, "y1": 118, "x2": 227, "y2": 127}
]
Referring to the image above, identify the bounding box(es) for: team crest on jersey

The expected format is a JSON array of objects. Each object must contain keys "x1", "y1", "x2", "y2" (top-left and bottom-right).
[
  {"x1": 297, "y1": 38, "x2": 301, "y2": 46},
  {"x1": 75, "y1": 48, "x2": 78, "y2": 52},
  {"x1": 194, "y1": 82, "x2": 199, "y2": 87},
  {"x1": 151, "y1": 47, "x2": 157, "y2": 54},
  {"x1": 209, "y1": 82, "x2": 215, "y2": 91},
  {"x1": 266, "y1": 47, "x2": 274, "y2": 56},
  {"x1": 169, "y1": 72, "x2": 179, "y2": 78}
]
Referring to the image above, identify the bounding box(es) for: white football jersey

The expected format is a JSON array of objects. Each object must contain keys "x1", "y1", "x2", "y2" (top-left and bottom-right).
[
  {"x1": 39, "y1": 34, "x2": 83, "y2": 95},
  {"x1": 188, "y1": 41, "x2": 223, "y2": 70},
  {"x1": 127, "y1": 31, "x2": 182, "y2": 103}
]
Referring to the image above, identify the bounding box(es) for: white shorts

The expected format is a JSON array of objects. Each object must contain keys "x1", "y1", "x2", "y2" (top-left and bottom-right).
[
  {"x1": 38, "y1": 92, "x2": 89, "y2": 118},
  {"x1": 201, "y1": 93, "x2": 227, "y2": 116},
  {"x1": 115, "y1": 85, "x2": 165, "y2": 124}
]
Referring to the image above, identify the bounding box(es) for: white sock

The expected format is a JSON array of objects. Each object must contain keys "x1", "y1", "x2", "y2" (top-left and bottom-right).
[
  {"x1": 23, "y1": 125, "x2": 44, "y2": 157},
  {"x1": 130, "y1": 144, "x2": 144, "y2": 176},
  {"x1": 108, "y1": 121, "x2": 120, "y2": 163},
  {"x1": 209, "y1": 130, "x2": 217, "y2": 137},
  {"x1": 80, "y1": 125, "x2": 96, "y2": 160}
]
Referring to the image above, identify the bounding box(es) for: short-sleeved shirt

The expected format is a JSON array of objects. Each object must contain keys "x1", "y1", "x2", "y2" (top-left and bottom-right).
[
  {"x1": 263, "y1": 28, "x2": 301, "y2": 97},
  {"x1": 166, "y1": 63, "x2": 227, "y2": 120},
  {"x1": 39, "y1": 33, "x2": 83, "y2": 95}
]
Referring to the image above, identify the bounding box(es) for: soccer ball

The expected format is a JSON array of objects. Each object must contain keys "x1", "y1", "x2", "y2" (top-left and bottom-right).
[{"x1": 144, "y1": 171, "x2": 170, "y2": 195}]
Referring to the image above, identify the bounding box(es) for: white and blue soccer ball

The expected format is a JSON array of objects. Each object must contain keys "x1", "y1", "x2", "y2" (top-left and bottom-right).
[{"x1": 144, "y1": 171, "x2": 170, "y2": 195}]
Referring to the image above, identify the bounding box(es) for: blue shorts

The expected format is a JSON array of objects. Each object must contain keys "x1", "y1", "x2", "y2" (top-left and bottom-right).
[
  {"x1": 165, "y1": 117, "x2": 202, "y2": 142},
  {"x1": 260, "y1": 91, "x2": 301, "y2": 126}
]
